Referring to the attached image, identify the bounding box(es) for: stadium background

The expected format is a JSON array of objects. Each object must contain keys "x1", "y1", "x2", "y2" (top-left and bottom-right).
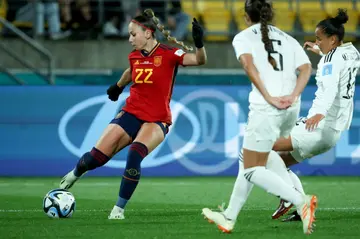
[
  {"x1": 1, "y1": 2, "x2": 360, "y2": 239},
  {"x1": 1, "y1": 0, "x2": 360, "y2": 177}
]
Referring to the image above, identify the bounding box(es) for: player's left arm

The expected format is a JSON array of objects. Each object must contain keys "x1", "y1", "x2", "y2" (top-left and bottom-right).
[
  {"x1": 182, "y1": 47, "x2": 207, "y2": 66},
  {"x1": 182, "y1": 18, "x2": 207, "y2": 66},
  {"x1": 306, "y1": 58, "x2": 342, "y2": 131}
]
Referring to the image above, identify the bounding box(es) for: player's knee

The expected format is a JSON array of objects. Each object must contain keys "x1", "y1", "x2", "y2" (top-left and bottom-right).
[
  {"x1": 77, "y1": 147, "x2": 110, "y2": 171},
  {"x1": 243, "y1": 173, "x2": 252, "y2": 183},
  {"x1": 128, "y1": 142, "x2": 149, "y2": 159},
  {"x1": 90, "y1": 147, "x2": 110, "y2": 168},
  {"x1": 243, "y1": 168, "x2": 256, "y2": 183},
  {"x1": 124, "y1": 142, "x2": 149, "y2": 181},
  {"x1": 267, "y1": 151, "x2": 286, "y2": 168},
  {"x1": 281, "y1": 151, "x2": 298, "y2": 167}
]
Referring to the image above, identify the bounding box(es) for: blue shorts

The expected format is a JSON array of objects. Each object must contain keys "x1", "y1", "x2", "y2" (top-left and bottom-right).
[{"x1": 110, "y1": 110, "x2": 169, "y2": 141}]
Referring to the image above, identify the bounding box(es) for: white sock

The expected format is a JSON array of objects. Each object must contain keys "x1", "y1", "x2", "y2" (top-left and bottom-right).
[
  {"x1": 224, "y1": 159, "x2": 253, "y2": 221},
  {"x1": 288, "y1": 169, "x2": 305, "y2": 195},
  {"x1": 266, "y1": 151, "x2": 295, "y2": 187},
  {"x1": 243, "y1": 166, "x2": 304, "y2": 206}
]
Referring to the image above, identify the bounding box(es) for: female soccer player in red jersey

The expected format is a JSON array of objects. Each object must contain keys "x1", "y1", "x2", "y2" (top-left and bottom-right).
[{"x1": 59, "y1": 9, "x2": 207, "y2": 219}]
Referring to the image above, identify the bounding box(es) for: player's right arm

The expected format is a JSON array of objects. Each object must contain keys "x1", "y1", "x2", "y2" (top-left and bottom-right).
[
  {"x1": 306, "y1": 52, "x2": 343, "y2": 131},
  {"x1": 313, "y1": 57, "x2": 342, "y2": 116},
  {"x1": 107, "y1": 68, "x2": 132, "y2": 102},
  {"x1": 116, "y1": 68, "x2": 132, "y2": 88},
  {"x1": 284, "y1": 38, "x2": 312, "y2": 104},
  {"x1": 233, "y1": 34, "x2": 287, "y2": 109},
  {"x1": 303, "y1": 41, "x2": 324, "y2": 56}
]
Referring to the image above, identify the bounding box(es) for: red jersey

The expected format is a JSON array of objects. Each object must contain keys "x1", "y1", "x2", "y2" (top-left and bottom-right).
[{"x1": 122, "y1": 43, "x2": 186, "y2": 125}]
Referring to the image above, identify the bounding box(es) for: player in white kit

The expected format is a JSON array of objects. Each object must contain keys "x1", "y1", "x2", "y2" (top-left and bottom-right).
[
  {"x1": 271, "y1": 8, "x2": 360, "y2": 222},
  {"x1": 201, "y1": 0, "x2": 316, "y2": 235}
]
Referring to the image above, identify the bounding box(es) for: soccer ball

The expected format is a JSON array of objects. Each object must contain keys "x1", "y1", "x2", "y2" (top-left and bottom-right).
[{"x1": 43, "y1": 189, "x2": 76, "y2": 218}]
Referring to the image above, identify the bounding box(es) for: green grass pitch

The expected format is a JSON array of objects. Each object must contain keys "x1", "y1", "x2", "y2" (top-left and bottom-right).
[{"x1": 0, "y1": 176, "x2": 360, "y2": 239}]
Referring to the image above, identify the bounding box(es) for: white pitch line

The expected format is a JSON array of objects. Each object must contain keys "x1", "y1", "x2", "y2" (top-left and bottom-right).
[
  {"x1": 0, "y1": 182, "x2": 233, "y2": 187},
  {"x1": 0, "y1": 181, "x2": 359, "y2": 187},
  {"x1": 1, "y1": 207, "x2": 360, "y2": 213}
]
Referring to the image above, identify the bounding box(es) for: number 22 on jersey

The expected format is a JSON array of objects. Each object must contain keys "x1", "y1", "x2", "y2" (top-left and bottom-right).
[{"x1": 134, "y1": 68, "x2": 153, "y2": 84}]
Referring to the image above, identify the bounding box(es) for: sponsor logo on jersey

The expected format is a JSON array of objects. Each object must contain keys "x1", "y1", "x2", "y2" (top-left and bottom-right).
[{"x1": 140, "y1": 60, "x2": 152, "y2": 65}]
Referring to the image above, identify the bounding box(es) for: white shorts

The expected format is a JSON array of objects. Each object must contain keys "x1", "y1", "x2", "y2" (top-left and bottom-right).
[
  {"x1": 243, "y1": 103, "x2": 300, "y2": 152},
  {"x1": 290, "y1": 118, "x2": 342, "y2": 162}
]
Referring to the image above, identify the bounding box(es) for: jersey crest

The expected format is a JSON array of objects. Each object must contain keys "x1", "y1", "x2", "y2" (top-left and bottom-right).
[{"x1": 154, "y1": 56, "x2": 162, "y2": 67}]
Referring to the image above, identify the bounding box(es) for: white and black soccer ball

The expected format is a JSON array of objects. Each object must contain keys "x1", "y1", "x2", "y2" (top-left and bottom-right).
[{"x1": 43, "y1": 189, "x2": 76, "y2": 218}]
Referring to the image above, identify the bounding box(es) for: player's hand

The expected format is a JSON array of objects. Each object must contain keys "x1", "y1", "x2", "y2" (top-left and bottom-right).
[
  {"x1": 192, "y1": 18, "x2": 204, "y2": 48},
  {"x1": 268, "y1": 96, "x2": 291, "y2": 110},
  {"x1": 305, "y1": 114, "x2": 325, "y2": 131},
  {"x1": 303, "y1": 41, "x2": 321, "y2": 55},
  {"x1": 279, "y1": 94, "x2": 298, "y2": 106},
  {"x1": 107, "y1": 84, "x2": 124, "y2": 101}
]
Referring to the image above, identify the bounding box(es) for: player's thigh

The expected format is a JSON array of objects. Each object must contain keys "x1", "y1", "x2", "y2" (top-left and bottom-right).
[
  {"x1": 278, "y1": 151, "x2": 299, "y2": 167},
  {"x1": 95, "y1": 124, "x2": 131, "y2": 157},
  {"x1": 243, "y1": 148, "x2": 270, "y2": 168},
  {"x1": 279, "y1": 104, "x2": 300, "y2": 138},
  {"x1": 273, "y1": 136, "x2": 294, "y2": 151},
  {"x1": 242, "y1": 110, "x2": 281, "y2": 168},
  {"x1": 96, "y1": 111, "x2": 144, "y2": 157},
  {"x1": 289, "y1": 122, "x2": 340, "y2": 163},
  {"x1": 134, "y1": 122, "x2": 167, "y2": 153},
  {"x1": 243, "y1": 132, "x2": 275, "y2": 168},
  {"x1": 274, "y1": 117, "x2": 307, "y2": 152}
]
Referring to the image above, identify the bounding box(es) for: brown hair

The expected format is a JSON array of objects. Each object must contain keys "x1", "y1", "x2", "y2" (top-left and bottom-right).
[
  {"x1": 245, "y1": 0, "x2": 276, "y2": 69},
  {"x1": 141, "y1": 9, "x2": 193, "y2": 51}
]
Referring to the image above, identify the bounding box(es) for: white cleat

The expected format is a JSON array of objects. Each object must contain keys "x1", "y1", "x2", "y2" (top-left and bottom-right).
[
  {"x1": 296, "y1": 195, "x2": 318, "y2": 235},
  {"x1": 108, "y1": 205, "x2": 125, "y2": 220},
  {"x1": 59, "y1": 169, "x2": 80, "y2": 190},
  {"x1": 202, "y1": 208, "x2": 235, "y2": 233}
]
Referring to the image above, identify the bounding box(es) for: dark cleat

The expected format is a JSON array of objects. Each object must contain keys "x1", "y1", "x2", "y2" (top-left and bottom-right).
[
  {"x1": 272, "y1": 199, "x2": 294, "y2": 219},
  {"x1": 281, "y1": 210, "x2": 301, "y2": 222}
]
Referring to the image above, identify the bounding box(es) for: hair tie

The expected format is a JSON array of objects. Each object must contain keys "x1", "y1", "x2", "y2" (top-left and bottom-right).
[{"x1": 131, "y1": 20, "x2": 154, "y2": 32}]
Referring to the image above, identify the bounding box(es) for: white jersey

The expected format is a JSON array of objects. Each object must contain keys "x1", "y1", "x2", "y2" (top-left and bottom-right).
[
  {"x1": 308, "y1": 43, "x2": 360, "y2": 131},
  {"x1": 232, "y1": 23, "x2": 310, "y2": 105}
]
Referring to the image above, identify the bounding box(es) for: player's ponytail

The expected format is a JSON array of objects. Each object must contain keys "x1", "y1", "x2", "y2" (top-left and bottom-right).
[
  {"x1": 259, "y1": 2, "x2": 276, "y2": 69},
  {"x1": 245, "y1": 0, "x2": 276, "y2": 69},
  {"x1": 317, "y1": 8, "x2": 349, "y2": 42},
  {"x1": 333, "y1": 8, "x2": 349, "y2": 26},
  {"x1": 143, "y1": 9, "x2": 193, "y2": 51}
]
